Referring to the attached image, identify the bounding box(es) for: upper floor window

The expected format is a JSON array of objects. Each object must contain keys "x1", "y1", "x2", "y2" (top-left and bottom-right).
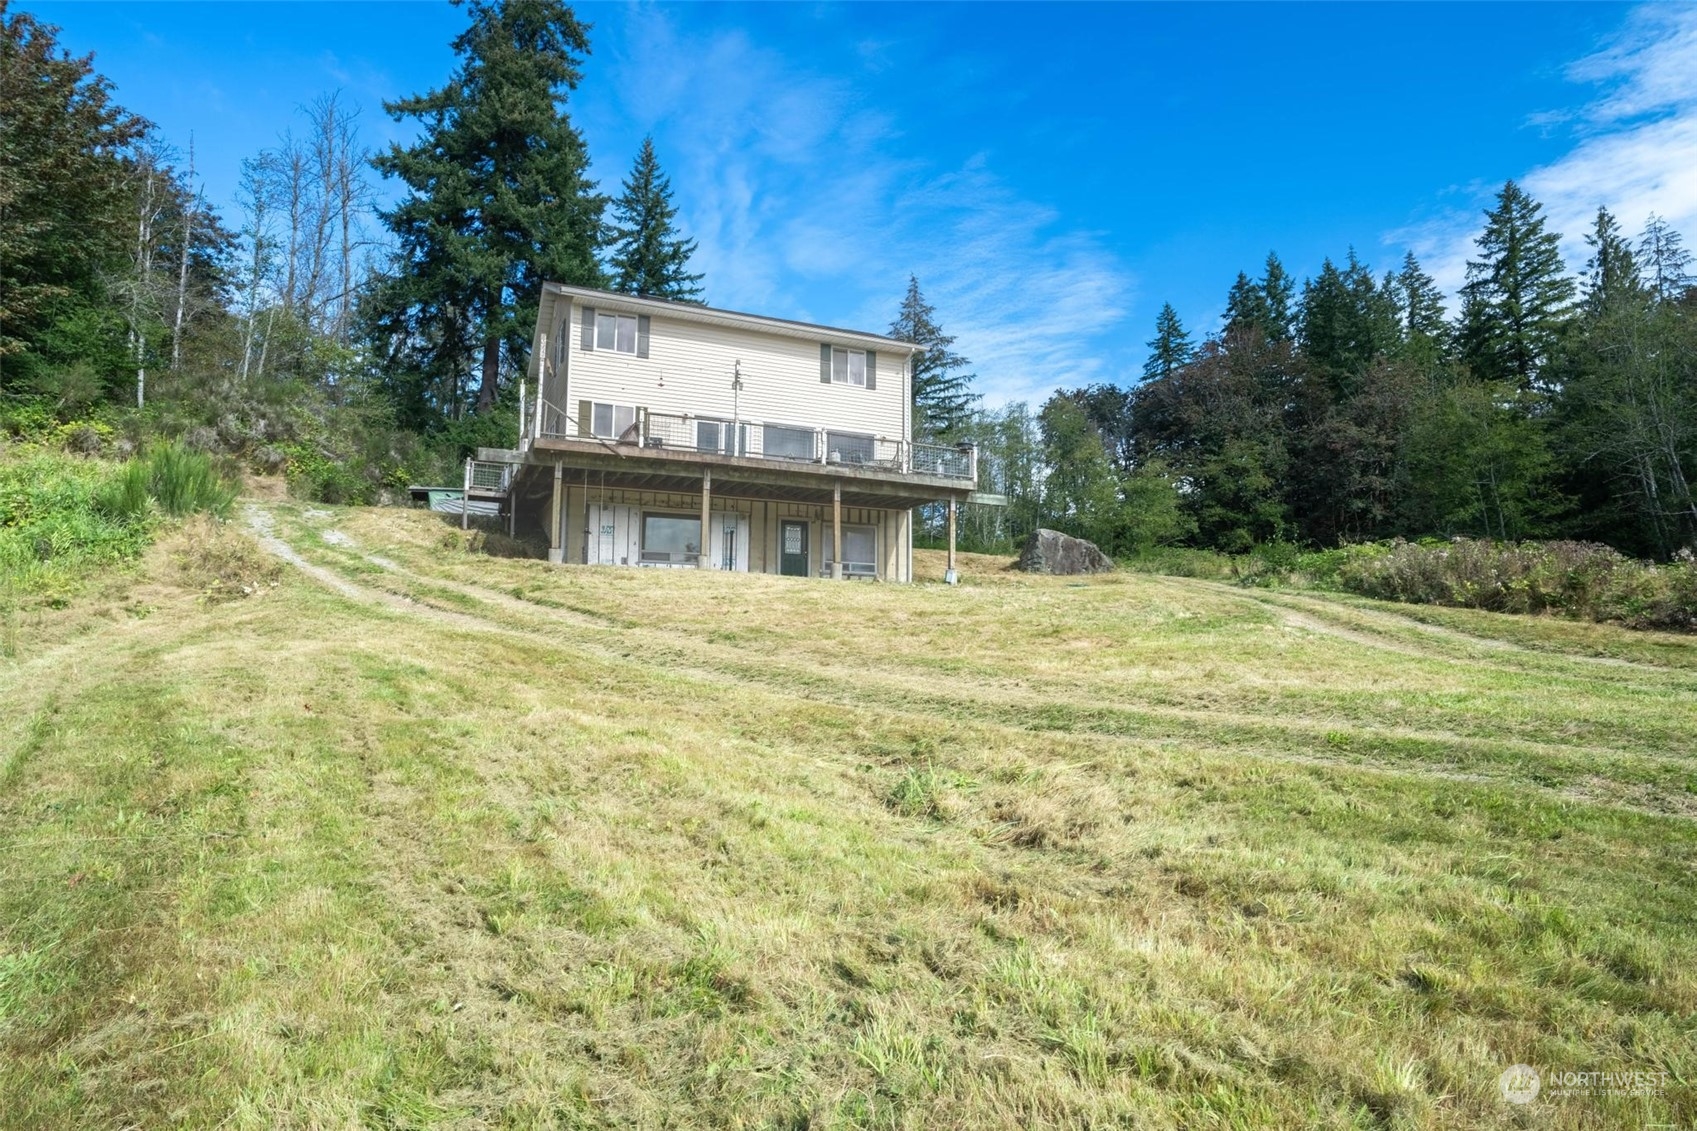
[
  {"x1": 591, "y1": 402, "x2": 637, "y2": 439},
  {"x1": 596, "y1": 312, "x2": 639, "y2": 354},
  {"x1": 831, "y1": 347, "x2": 867, "y2": 387}
]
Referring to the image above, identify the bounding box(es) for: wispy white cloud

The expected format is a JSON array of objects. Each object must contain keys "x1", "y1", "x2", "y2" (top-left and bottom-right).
[
  {"x1": 590, "y1": 7, "x2": 1133, "y2": 407},
  {"x1": 1387, "y1": 4, "x2": 1697, "y2": 301}
]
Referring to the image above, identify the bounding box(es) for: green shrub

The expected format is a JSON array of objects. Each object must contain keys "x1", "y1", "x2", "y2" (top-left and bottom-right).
[
  {"x1": 142, "y1": 443, "x2": 236, "y2": 517},
  {"x1": 1120, "y1": 546, "x2": 1238, "y2": 579},
  {"x1": 1333, "y1": 538, "x2": 1697, "y2": 632},
  {"x1": 94, "y1": 443, "x2": 235, "y2": 520},
  {"x1": 1, "y1": 452, "x2": 153, "y2": 609}
]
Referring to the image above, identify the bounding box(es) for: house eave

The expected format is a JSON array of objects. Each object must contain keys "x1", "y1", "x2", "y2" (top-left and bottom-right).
[{"x1": 543, "y1": 284, "x2": 923, "y2": 354}]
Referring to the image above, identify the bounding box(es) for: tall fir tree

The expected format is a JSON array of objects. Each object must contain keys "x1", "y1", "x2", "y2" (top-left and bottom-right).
[
  {"x1": 889, "y1": 275, "x2": 975, "y2": 438},
  {"x1": 1637, "y1": 214, "x2": 1692, "y2": 304},
  {"x1": 1142, "y1": 302, "x2": 1193, "y2": 382},
  {"x1": 1395, "y1": 251, "x2": 1447, "y2": 343},
  {"x1": 1222, "y1": 271, "x2": 1270, "y2": 341},
  {"x1": 1261, "y1": 252, "x2": 1295, "y2": 342},
  {"x1": 0, "y1": 5, "x2": 149, "y2": 376},
  {"x1": 1457, "y1": 180, "x2": 1575, "y2": 391},
  {"x1": 371, "y1": 0, "x2": 604, "y2": 417},
  {"x1": 605, "y1": 136, "x2": 703, "y2": 302},
  {"x1": 1581, "y1": 206, "x2": 1643, "y2": 315}
]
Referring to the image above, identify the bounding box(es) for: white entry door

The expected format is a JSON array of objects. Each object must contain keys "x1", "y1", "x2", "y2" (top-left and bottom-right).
[{"x1": 712, "y1": 511, "x2": 750, "y2": 572}]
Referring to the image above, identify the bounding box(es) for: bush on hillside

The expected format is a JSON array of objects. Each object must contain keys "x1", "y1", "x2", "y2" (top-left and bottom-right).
[
  {"x1": 1, "y1": 452, "x2": 152, "y2": 609},
  {"x1": 96, "y1": 443, "x2": 236, "y2": 521},
  {"x1": 1330, "y1": 538, "x2": 1697, "y2": 631}
]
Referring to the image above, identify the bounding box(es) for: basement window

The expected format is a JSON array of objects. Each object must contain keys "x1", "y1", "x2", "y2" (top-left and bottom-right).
[
  {"x1": 641, "y1": 513, "x2": 701, "y2": 564},
  {"x1": 825, "y1": 524, "x2": 878, "y2": 578}
]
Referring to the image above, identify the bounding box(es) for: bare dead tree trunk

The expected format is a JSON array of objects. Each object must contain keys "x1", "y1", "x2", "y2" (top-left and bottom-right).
[
  {"x1": 170, "y1": 135, "x2": 196, "y2": 372},
  {"x1": 129, "y1": 154, "x2": 162, "y2": 408},
  {"x1": 238, "y1": 158, "x2": 270, "y2": 384},
  {"x1": 281, "y1": 135, "x2": 304, "y2": 316}
]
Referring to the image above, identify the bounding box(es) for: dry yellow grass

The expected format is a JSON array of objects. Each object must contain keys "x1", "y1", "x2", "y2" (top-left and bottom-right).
[{"x1": 1, "y1": 499, "x2": 1694, "y2": 1129}]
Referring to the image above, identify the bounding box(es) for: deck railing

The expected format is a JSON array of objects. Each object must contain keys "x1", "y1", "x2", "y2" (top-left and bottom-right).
[
  {"x1": 531, "y1": 401, "x2": 975, "y2": 481},
  {"x1": 465, "y1": 460, "x2": 514, "y2": 494}
]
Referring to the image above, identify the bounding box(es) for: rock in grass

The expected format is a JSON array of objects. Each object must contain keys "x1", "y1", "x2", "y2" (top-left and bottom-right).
[{"x1": 1015, "y1": 528, "x2": 1114, "y2": 575}]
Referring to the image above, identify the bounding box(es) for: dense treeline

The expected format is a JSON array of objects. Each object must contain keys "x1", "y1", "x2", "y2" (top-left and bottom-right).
[{"x1": 946, "y1": 185, "x2": 1697, "y2": 562}]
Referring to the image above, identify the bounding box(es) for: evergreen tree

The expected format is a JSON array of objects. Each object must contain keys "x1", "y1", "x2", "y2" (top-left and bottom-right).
[
  {"x1": 1298, "y1": 250, "x2": 1398, "y2": 394},
  {"x1": 371, "y1": 0, "x2": 604, "y2": 417},
  {"x1": 1261, "y1": 252, "x2": 1295, "y2": 342},
  {"x1": 0, "y1": 5, "x2": 149, "y2": 377},
  {"x1": 605, "y1": 136, "x2": 703, "y2": 302},
  {"x1": 1637, "y1": 214, "x2": 1692, "y2": 304},
  {"x1": 1581, "y1": 206, "x2": 1643, "y2": 315},
  {"x1": 1395, "y1": 251, "x2": 1447, "y2": 343},
  {"x1": 1222, "y1": 271, "x2": 1270, "y2": 341},
  {"x1": 1457, "y1": 180, "x2": 1575, "y2": 390},
  {"x1": 1142, "y1": 302, "x2": 1193, "y2": 382},
  {"x1": 889, "y1": 275, "x2": 975, "y2": 438}
]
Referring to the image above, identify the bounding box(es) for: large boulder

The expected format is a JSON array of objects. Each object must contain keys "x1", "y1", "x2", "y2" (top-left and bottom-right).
[{"x1": 1015, "y1": 528, "x2": 1114, "y2": 575}]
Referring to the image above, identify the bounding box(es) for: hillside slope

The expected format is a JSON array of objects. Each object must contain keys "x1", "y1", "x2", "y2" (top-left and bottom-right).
[{"x1": 3, "y1": 500, "x2": 1695, "y2": 1129}]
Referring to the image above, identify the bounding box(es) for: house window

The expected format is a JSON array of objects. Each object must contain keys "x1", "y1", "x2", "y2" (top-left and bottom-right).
[
  {"x1": 641, "y1": 513, "x2": 701, "y2": 564},
  {"x1": 826, "y1": 524, "x2": 878, "y2": 578},
  {"x1": 826, "y1": 431, "x2": 875, "y2": 465},
  {"x1": 591, "y1": 402, "x2": 637, "y2": 439},
  {"x1": 696, "y1": 419, "x2": 747, "y2": 456},
  {"x1": 595, "y1": 312, "x2": 639, "y2": 354},
  {"x1": 762, "y1": 424, "x2": 815, "y2": 461},
  {"x1": 831, "y1": 347, "x2": 867, "y2": 387}
]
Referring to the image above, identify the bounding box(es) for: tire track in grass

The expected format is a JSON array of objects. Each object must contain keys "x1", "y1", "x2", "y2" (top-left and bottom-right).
[{"x1": 247, "y1": 503, "x2": 1697, "y2": 820}]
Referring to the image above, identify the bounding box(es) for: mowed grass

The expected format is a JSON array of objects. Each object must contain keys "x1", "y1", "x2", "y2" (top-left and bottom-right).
[{"x1": 2, "y1": 500, "x2": 1695, "y2": 1129}]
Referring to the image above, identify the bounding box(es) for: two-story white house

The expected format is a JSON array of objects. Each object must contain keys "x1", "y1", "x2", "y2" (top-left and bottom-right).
[{"x1": 482, "y1": 284, "x2": 976, "y2": 583}]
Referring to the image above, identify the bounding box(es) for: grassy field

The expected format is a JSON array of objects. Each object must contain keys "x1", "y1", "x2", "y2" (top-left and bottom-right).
[{"x1": 2, "y1": 496, "x2": 1695, "y2": 1129}]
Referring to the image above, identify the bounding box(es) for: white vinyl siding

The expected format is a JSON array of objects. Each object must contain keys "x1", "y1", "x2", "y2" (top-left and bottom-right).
[{"x1": 557, "y1": 297, "x2": 906, "y2": 442}]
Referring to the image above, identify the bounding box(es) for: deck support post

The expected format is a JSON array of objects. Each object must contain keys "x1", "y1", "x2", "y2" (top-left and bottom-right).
[
  {"x1": 548, "y1": 464, "x2": 564, "y2": 564},
  {"x1": 699, "y1": 467, "x2": 712, "y2": 570},
  {"x1": 832, "y1": 481, "x2": 844, "y2": 580},
  {"x1": 945, "y1": 496, "x2": 959, "y2": 585}
]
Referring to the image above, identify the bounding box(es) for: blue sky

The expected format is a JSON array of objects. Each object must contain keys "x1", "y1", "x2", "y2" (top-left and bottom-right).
[{"x1": 30, "y1": 1, "x2": 1697, "y2": 406}]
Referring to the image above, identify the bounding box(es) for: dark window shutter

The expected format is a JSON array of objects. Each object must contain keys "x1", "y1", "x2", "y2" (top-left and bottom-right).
[
  {"x1": 580, "y1": 306, "x2": 595, "y2": 350},
  {"x1": 637, "y1": 315, "x2": 650, "y2": 358},
  {"x1": 865, "y1": 350, "x2": 877, "y2": 390},
  {"x1": 820, "y1": 343, "x2": 832, "y2": 384},
  {"x1": 577, "y1": 399, "x2": 591, "y2": 437}
]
